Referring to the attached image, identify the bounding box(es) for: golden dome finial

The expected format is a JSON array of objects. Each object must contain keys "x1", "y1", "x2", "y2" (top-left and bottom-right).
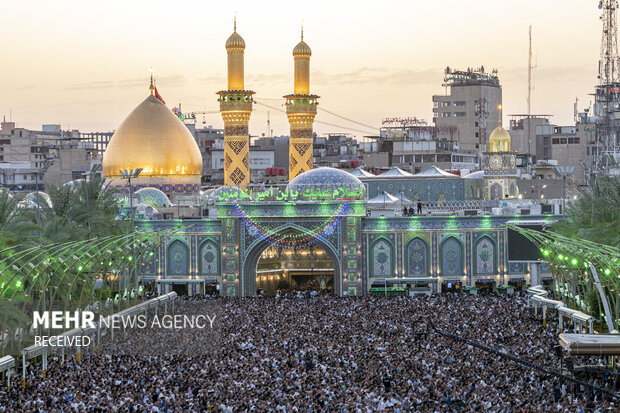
[
  {"x1": 293, "y1": 26, "x2": 311, "y2": 57},
  {"x1": 498, "y1": 104, "x2": 502, "y2": 126},
  {"x1": 489, "y1": 104, "x2": 511, "y2": 152},
  {"x1": 226, "y1": 16, "x2": 245, "y2": 50},
  {"x1": 149, "y1": 67, "x2": 154, "y2": 96}
]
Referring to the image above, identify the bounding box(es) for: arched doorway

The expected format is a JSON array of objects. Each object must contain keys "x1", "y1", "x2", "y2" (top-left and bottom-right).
[
  {"x1": 256, "y1": 244, "x2": 335, "y2": 296},
  {"x1": 242, "y1": 229, "x2": 342, "y2": 297}
]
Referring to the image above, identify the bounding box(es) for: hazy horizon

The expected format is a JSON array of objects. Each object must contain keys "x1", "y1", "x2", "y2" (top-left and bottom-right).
[{"x1": 0, "y1": 0, "x2": 604, "y2": 138}]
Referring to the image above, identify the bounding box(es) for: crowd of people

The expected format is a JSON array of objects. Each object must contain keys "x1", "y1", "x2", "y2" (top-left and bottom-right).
[{"x1": 0, "y1": 293, "x2": 617, "y2": 412}]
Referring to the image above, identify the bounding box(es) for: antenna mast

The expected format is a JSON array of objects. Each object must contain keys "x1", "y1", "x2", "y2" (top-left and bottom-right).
[
  {"x1": 594, "y1": 0, "x2": 620, "y2": 174},
  {"x1": 527, "y1": 25, "x2": 536, "y2": 158},
  {"x1": 267, "y1": 111, "x2": 271, "y2": 138}
]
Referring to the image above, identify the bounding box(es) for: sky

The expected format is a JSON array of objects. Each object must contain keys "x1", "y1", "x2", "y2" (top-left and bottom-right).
[{"x1": 0, "y1": 0, "x2": 605, "y2": 139}]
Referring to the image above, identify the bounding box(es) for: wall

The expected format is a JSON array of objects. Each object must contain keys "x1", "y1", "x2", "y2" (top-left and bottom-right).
[
  {"x1": 136, "y1": 211, "x2": 542, "y2": 297},
  {"x1": 362, "y1": 177, "x2": 473, "y2": 201},
  {"x1": 362, "y1": 215, "x2": 538, "y2": 292}
]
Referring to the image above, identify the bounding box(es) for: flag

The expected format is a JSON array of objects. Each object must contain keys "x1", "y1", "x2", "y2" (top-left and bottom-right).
[{"x1": 154, "y1": 87, "x2": 166, "y2": 104}]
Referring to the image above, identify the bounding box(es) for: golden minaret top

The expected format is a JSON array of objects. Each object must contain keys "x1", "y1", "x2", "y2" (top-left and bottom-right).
[
  {"x1": 293, "y1": 26, "x2": 312, "y2": 57},
  {"x1": 293, "y1": 26, "x2": 311, "y2": 95},
  {"x1": 225, "y1": 17, "x2": 245, "y2": 91}
]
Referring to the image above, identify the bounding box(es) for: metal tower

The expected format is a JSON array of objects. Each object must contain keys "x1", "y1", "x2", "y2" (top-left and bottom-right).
[{"x1": 593, "y1": 0, "x2": 620, "y2": 174}]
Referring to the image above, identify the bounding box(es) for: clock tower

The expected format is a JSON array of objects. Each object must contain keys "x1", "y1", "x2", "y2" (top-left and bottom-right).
[{"x1": 483, "y1": 105, "x2": 518, "y2": 200}]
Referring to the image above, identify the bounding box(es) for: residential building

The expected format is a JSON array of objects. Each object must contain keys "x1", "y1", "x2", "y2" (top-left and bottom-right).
[
  {"x1": 535, "y1": 123, "x2": 588, "y2": 185},
  {"x1": 432, "y1": 66, "x2": 502, "y2": 154}
]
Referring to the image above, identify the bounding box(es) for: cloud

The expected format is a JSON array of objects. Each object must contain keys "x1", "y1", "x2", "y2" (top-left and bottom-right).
[
  {"x1": 65, "y1": 74, "x2": 188, "y2": 90},
  {"x1": 247, "y1": 73, "x2": 289, "y2": 85},
  {"x1": 500, "y1": 65, "x2": 597, "y2": 83},
  {"x1": 196, "y1": 75, "x2": 226, "y2": 84},
  {"x1": 312, "y1": 67, "x2": 441, "y2": 86}
]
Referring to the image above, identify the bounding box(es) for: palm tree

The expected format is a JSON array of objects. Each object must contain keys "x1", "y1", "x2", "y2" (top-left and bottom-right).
[
  {"x1": 39, "y1": 172, "x2": 131, "y2": 243},
  {"x1": 0, "y1": 190, "x2": 37, "y2": 249},
  {"x1": 69, "y1": 174, "x2": 131, "y2": 237},
  {"x1": 554, "y1": 175, "x2": 620, "y2": 247}
]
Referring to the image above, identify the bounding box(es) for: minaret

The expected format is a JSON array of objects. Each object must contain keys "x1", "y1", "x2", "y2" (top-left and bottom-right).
[
  {"x1": 285, "y1": 27, "x2": 319, "y2": 180},
  {"x1": 217, "y1": 18, "x2": 254, "y2": 186}
]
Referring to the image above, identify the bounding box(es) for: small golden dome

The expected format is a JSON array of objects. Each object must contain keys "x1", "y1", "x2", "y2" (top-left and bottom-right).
[
  {"x1": 489, "y1": 124, "x2": 511, "y2": 152},
  {"x1": 226, "y1": 31, "x2": 245, "y2": 50},
  {"x1": 489, "y1": 124, "x2": 511, "y2": 142},
  {"x1": 293, "y1": 40, "x2": 311, "y2": 57},
  {"x1": 103, "y1": 95, "x2": 202, "y2": 178}
]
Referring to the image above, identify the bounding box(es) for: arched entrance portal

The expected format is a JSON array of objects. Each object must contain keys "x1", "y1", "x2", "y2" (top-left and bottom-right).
[
  {"x1": 256, "y1": 244, "x2": 335, "y2": 296},
  {"x1": 242, "y1": 229, "x2": 342, "y2": 297}
]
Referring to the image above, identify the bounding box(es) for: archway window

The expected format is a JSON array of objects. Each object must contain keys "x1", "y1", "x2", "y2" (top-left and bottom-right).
[
  {"x1": 371, "y1": 238, "x2": 393, "y2": 277},
  {"x1": 200, "y1": 240, "x2": 220, "y2": 276},
  {"x1": 440, "y1": 237, "x2": 463, "y2": 275},
  {"x1": 474, "y1": 236, "x2": 496, "y2": 275},
  {"x1": 168, "y1": 240, "x2": 189, "y2": 275},
  {"x1": 490, "y1": 183, "x2": 503, "y2": 200},
  {"x1": 406, "y1": 238, "x2": 428, "y2": 276}
]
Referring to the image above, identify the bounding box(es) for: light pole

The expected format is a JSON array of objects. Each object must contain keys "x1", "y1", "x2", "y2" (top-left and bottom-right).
[
  {"x1": 81, "y1": 164, "x2": 102, "y2": 230},
  {"x1": 34, "y1": 160, "x2": 54, "y2": 228},
  {"x1": 579, "y1": 161, "x2": 596, "y2": 226},
  {"x1": 119, "y1": 168, "x2": 142, "y2": 226},
  {"x1": 119, "y1": 168, "x2": 142, "y2": 300},
  {"x1": 553, "y1": 166, "x2": 575, "y2": 216}
]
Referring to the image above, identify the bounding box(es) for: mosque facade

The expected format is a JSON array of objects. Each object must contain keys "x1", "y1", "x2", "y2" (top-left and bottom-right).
[
  {"x1": 104, "y1": 24, "x2": 543, "y2": 297},
  {"x1": 135, "y1": 199, "x2": 539, "y2": 297}
]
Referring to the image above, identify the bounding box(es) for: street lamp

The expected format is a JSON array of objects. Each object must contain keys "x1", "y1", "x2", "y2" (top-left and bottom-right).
[
  {"x1": 119, "y1": 168, "x2": 142, "y2": 225},
  {"x1": 34, "y1": 160, "x2": 54, "y2": 229},
  {"x1": 553, "y1": 166, "x2": 575, "y2": 216},
  {"x1": 81, "y1": 164, "x2": 102, "y2": 230}
]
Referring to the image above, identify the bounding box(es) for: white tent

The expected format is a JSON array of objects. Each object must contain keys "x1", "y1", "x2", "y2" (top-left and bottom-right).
[
  {"x1": 378, "y1": 167, "x2": 414, "y2": 177},
  {"x1": 350, "y1": 168, "x2": 375, "y2": 178},
  {"x1": 392, "y1": 193, "x2": 414, "y2": 204},
  {"x1": 414, "y1": 166, "x2": 459, "y2": 178},
  {"x1": 367, "y1": 192, "x2": 400, "y2": 205}
]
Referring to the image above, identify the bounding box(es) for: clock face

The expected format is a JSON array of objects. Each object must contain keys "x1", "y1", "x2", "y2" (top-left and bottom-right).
[{"x1": 490, "y1": 155, "x2": 502, "y2": 169}]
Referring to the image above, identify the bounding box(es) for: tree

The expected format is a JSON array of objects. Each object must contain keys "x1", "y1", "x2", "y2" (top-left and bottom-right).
[
  {"x1": 0, "y1": 191, "x2": 38, "y2": 249},
  {"x1": 38, "y1": 173, "x2": 131, "y2": 243},
  {"x1": 70, "y1": 174, "x2": 131, "y2": 237},
  {"x1": 553, "y1": 175, "x2": 620, "y2": 247}
]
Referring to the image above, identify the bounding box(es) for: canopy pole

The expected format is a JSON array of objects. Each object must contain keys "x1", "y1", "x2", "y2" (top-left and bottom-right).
[
  {"x1": 21, "y1": 353, "x2": 25, "y2": 388},
  {"x1": 589, "y1": 264, "x2": 616, "y2": 333}
]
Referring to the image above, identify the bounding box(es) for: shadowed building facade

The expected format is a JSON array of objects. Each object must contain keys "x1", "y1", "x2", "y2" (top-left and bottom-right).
[
  {"x1": 218, "y1": 20, "x2": 254, "y2": 186},
  {"x1": 285, "y1": 30, "x2": 319, "y2": 180}
]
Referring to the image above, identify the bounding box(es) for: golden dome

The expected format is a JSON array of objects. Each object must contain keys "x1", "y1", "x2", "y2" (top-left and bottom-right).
[
  {"x1": 489, "y1": 124, "x2": 511, "y2": 152},
  {"x1": 103, "y1": 95, "x2": 202, "y2": 178},
  {"x1": 293, "y1": 40, "x2": 311, "y2": 57},
  {"x1": 226, "y1": 31, "x2": 245, "y2": 50},
  {"x1": 489, "y1": 124, "x2": 510, "y2": 141}
]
